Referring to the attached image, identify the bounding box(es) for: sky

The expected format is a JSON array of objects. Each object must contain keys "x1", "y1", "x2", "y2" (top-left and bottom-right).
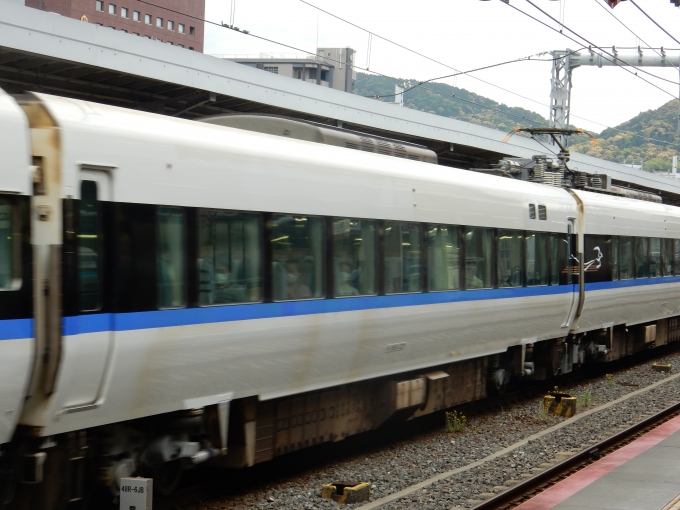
[{"x1": 203, "y1": 0, "x2": 680, "y2": 134}]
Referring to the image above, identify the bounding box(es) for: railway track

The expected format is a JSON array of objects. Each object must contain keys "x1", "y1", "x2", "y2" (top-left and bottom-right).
[
  {"x1": 142, "y1": 345, "x2": 680, "y2": 510},
  {"x1": 472, "y1": 400, "x2": 680, "y2": 509}
]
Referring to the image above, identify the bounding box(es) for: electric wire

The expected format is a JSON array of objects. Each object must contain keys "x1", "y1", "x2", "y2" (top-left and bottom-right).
[
  {"x1": 298, "y1": 0, "x2": 679, "y2": 146},
  {"x1": 298, "y1": 0, "x2": 557, "y2": 112},
  {"x1": 629, "y1": 0, "x2": 680, "y2": 47},
  {"x1": 508, "y1": 0, "x2": 679, "y2": 96},
  {"x1": 136, "y1": 0, "x2": 679, "y2": 149},
  {"x1": 592, "y1": 0, "x2": 678, "y2": 70},
  {"x1": 366, "y1": 50, "x2": 582, "y2": 100},
  {"x1": 134, "y1": 0, "x2": 557, "y2": 129}
]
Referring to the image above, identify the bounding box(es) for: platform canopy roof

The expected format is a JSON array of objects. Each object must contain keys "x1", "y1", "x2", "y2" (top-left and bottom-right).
[{"x1": 1, "y1": 0, "x2": 680, "y2": 202}]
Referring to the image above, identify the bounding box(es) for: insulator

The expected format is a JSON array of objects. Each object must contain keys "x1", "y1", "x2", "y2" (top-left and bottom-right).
[
  {"x1": 591, "y1": 175, "x2": 602, "y2": 188},
  {"x1": 575, "y1": 173, "x2": 588, "y2": 187},
  {"x1": 533, "y1": 162, "x2": 545, "y2": 181}
]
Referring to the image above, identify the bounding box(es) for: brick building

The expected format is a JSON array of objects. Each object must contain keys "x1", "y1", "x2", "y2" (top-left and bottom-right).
[{"x1": 24, "y1": 0, "x2": 205, "y2": 52}]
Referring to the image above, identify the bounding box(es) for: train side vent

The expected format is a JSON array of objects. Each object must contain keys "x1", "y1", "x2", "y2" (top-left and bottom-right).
[
  {"x1": 345, "y1": 142, "x2": 360, "y2": 151},
  {"x1": 360, "y1": 137, "x2": 375, "y2": 152},
  {"x1": 538, "y1": 205, "x2": 547, "y2": 220},
  {"x1": 529, "y1": 204, "x2": 536, "y2": 219},
  {"x1": 376, "y1": 140, "x2": 392, "y2": 156},
  {"x1": 393, "y1": 145, "x2": 407, "y2": 158}
]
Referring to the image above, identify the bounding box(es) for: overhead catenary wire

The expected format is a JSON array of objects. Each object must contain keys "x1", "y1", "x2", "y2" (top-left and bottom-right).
[
  {"x1": 299, "y1": 0, "x2": 560, "y2": 114},
  {"x1": 629, "y1": 0, "x2": 680, "y2": 47},
  {"x1": 366, "y1": 50, "x2": 583, "y2": 100},
  {"x1": 298, "y1": 0, "x2": 680, "y2": 146},
  {"x1": 135, "y1": 0, "x2": 679, "y2": 149},
  {"x1": 517, "y1": 0, "x2": 679, "y2": 92},
  {"x1": 592, "y1": 0, "x2": 678, "y2": 70}
]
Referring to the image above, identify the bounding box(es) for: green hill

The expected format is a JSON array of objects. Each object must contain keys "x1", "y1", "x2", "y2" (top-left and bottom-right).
[
  {"x1": 569, "y1": 99, "x2": 680, "y2": 171},
  {"x1": 353, "y1": 72, "x2": 549, "y2": 134},
  {"x1": 354, "y1": 72, "x2": 679, "y2": 171}
]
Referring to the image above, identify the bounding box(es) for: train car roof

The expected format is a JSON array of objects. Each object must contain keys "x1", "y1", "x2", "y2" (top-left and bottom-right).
[
  {"x1": 35, "y1": 92, "x2": 578, "y2": 232},
  {"x1": 573, "y1": 189, "x2": 680, "y2": 238}
]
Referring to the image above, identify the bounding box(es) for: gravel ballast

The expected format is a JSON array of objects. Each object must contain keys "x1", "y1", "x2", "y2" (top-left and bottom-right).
[{"x1": 184, "y1": 349, "x2": 680, "y2": 510}]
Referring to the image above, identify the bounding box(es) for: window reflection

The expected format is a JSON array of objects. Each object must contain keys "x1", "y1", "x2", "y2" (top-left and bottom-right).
[
  {"x1": 78, "y1": 181, "x2": 100, "y2": 311},
  {"x1": 526, "y1": 232, "x2": 548, "y2": 286},
  {"x1": 0, "y1": 198, "x2": 14, "y2": 290},
  {"x1": 662, "y1": 238, "x2": 674, "y2": 276},
  {"x1": 384, "y1": 221, "x2": 422, "y2": 294},
  {"x1": 465, "y1": 228, "x2": 492, "y2": 289},
  {"x1": 635, "y1": 237, "x2": 649, "y2": 278},
  {"x1": 157, "y1": 207, "x2": 186, "y2": 308},
  {"x1": 332, "y1": 218, "x2": 376, "y2": 297},
  {"x1": 198, "y1": 210, "x2": 262, "y2": 305},
  {"x1": 650, "y1": 238, "x2": 662, "y2": 277},
  {"x1": 427, "y1": 225, "x2": 460, "y2": 291},
  {"x1": 271, "y1": 215, "x2": 324, "y2": 301},
  {"x1": 620, "y1": 237, "x2": 633, "y2": 280},
  {"x1": 497, "y1": 229, "x2": 523, "y2": 288}
]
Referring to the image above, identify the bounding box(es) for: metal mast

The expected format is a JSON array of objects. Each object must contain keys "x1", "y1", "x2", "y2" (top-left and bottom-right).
[{"x1": 549, "y1": 47, "x2": 680, "y2": 145}]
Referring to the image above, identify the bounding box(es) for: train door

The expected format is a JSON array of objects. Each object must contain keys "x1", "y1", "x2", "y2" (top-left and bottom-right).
[
  {"x1": 60, "y1": 169, "x2": 114, "y2": 408},
  {"x1": 562, "y1": 218, "x2": 580, "y2": 329}
]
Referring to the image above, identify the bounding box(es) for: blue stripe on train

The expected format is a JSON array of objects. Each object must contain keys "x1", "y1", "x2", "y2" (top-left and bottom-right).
[
  {"x1": 4, "y1": 277, "x2": 680, "y2": 340},
  {"x1": 0, "y1": 318, "x2": 33, "y2": 341},
  {"x1": 61, "y1": 284, "x2": 575, "y2": 335}
]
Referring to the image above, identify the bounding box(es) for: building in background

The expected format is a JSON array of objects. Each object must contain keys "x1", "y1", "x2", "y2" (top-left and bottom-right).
[
  {"x1": 24, "y1": 0, "x2": 205, "y2": 52},
  {"x1": 220, "y1": 47, "x2": 356, "y2": 93}
]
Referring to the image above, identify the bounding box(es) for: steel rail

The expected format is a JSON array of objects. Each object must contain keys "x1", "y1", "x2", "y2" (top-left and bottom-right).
[{"x1": 472, "y1": 399, "x2": 680, "y2": 510}]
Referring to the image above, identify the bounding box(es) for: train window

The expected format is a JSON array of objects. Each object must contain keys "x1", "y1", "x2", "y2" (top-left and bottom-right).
[
  {"x1": 0, "y1": 198, "x2": 15, "y2": 290},
  {"x1": 497, "y1": 229, "x2": 523, "y2": 288},
  {"x1": 583, "y1": 235, "x2": 613, "y2": 283},
  {"x1": 526, "y1": 232, "x2": 548, "y2": 286},
  {"x1": 675, "y1": 240, "x2": 680, "y2": 276},
  {"x1": 662, "y1": 239, "x2": 674, "y2": 276},
  {"x1": 619, "y1": 237, "x2": 633, "y2": 280},
  {"x1": 78, "y1": 181, "x2": 101, "y2": 310},
  {"x1": 271, "y1": 215, "x2": 324, "y2": 301},
  {"x1": 611, "y1": 237, "x2": 619, "y2": 280},
  {"x1": 157, "y1": 207, "x2": 186, "y2": 308},
  {"x1": 635, "y1": 237, "x2": 649, "y2": 278},
  {"x1": 427, "y1": 225, "x2": 460, "y2": 291},
  {"x1": 197, "y1": 210, "x2": 262, "y2": 305},
  {"x1": 465, "y1": 228, "x2": 492, "y2": 289},
  {"x1": 384, "y1": 221, "x2": 422, "y2": 294},
  {"x1": 549, "y1": 234, "x2": 561, "y2": 285},
  {"x1": 650, "y1": 238, "x2": 662, "y2": 277},
  {"x1": 332, "y1": 218, "x2": 376, "y2": 297}
]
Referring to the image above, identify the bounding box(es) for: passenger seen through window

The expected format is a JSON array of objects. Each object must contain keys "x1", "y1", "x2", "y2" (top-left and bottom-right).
[
  {"x1": 427, "y1": 225, "x2": 460, "y2": 291},
  {"x1": 526, "y1": 232, "x2": 548, "y2": 286},
  {"x1": 662, "y1": 238, "x2": 674, "y2": 276},
  {"x1": 332, "y1": 218, "x2": 376, "y2": 297},
  {"x1": 271, "y1": 215, "x2": 324, "y2": 301},
  {"x1": 465, "y1": 228, "x2": 492, "y2": 289},
  {"x1": 197, "y1": 210, "x2": 262, "y2": 305},
  {"x1": 635, "y1": 237, "x2": 649, "y2": 278},
  {"x1": 384, "y1": 221, "x2": 421, "y2": 294},
  {"x1": 650, "y1": 238, "x2": 661, "y2": 277},
  {"x1": 619, "y1": 237, "x2": 633, "y2": 279},
  {"x1": 497, "y1": 229, "x2": 523, "y2": 288},
  {"x1": 157, "y1": 207, "x2": 186, "y2": 308}
]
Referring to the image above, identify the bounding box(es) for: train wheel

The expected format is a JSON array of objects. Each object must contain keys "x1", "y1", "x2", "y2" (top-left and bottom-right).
[{"x1": 151, "y1": 460, "x2": 183, "y2": 496}]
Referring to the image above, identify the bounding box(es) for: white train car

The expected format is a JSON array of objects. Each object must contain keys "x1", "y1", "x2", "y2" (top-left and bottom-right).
[
  {"x1": 2, "y1": 91, "x2": 680, "y2": 509},
  {"x1": 0, "y1": 89, "x2": 32, "y2": 449}
]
